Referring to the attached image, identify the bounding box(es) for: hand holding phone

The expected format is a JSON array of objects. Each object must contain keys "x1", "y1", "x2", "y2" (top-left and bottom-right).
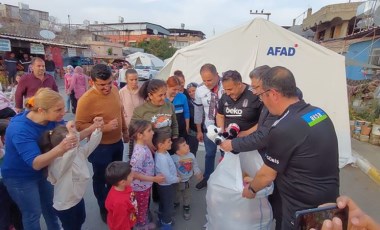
[{"x1": 295, "y1": 205, "x2": 348, "y2": 230}]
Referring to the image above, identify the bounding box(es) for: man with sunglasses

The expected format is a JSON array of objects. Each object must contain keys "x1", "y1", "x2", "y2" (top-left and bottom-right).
[
  {"x1": 75, "y1": 64, "x2": 129, "y2": 222},
  {"x1": 240, "y1": 66, "x2": 339, "y2": 230}
]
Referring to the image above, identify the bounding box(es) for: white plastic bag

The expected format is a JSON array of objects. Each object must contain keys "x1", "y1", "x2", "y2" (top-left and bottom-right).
[{"x1": 206, "y1": 151, "x2": 273, "y2": 230}]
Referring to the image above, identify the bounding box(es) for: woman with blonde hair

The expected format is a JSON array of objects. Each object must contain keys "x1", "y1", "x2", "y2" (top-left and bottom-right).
[{"x1": 1, "y1": 88, "x2": 97, "y2": 230}]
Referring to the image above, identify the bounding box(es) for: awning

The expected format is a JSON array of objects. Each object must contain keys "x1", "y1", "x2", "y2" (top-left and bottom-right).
[{"x1": 0, "y1": 33, "x2": 87, "y2": 49}]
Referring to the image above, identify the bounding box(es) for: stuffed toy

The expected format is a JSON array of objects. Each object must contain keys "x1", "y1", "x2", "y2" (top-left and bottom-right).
[{"x1": 206, "y1": 123, "x2": 240, "y2": 154}]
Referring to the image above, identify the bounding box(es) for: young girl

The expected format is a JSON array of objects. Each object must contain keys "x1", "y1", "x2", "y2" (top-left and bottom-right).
[
  {"x1": 129, "y1": 120, "x2": 165, "y2": 230},
  {"x1": 64, "y1": 65, "x2": 74, "y2": 113},
  {"x1": 39, "y1": 118, "x2": 103, "y2": 230}
]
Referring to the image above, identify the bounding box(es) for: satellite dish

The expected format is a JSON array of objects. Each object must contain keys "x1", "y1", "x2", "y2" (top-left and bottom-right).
[
  {"x1": 39, "y1": 30, "x2": 56, "y2": 40},
  {"x1": 153, "y1": 29, "x2": 158, "y2": 35}
]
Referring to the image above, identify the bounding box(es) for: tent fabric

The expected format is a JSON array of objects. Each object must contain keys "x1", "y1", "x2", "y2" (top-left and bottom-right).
[
  {"x1": 126, "y1": 52, "x2": 164, "y2": 68},
  {"x1": 156, "y1": 18, "x2": 353, "y2": 168}
]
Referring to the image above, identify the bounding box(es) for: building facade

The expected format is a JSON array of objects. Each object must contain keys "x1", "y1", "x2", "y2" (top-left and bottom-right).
[
  {"x1": 88, "y1": 22, "x2": 170, "y2": 47},
  {"x1": 167, "y1": 28, "x2": 205, "y2": 49}
]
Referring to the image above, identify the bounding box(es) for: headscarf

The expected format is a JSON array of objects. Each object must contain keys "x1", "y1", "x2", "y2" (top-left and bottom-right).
[
  {"x1": 66, "y1": 65, "x2": 74, "y2": 75},
  {"x1": 74, "y1": 66, "x2": 83, "y2": 75}
]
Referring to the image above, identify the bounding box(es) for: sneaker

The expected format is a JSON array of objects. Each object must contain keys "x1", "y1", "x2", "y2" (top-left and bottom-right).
[
  {"x1": 160, "y1": 220, "x2": 173, "y2": 230},
  {"x1": 195, "y1": 178, "x2": 207, "y2": 190},
  {"x1": 173, "y1": 202, "x2": 180, "y2": 208},
  {"x1": 183, "y1": 205, "x2": 191, "y2": 220}
]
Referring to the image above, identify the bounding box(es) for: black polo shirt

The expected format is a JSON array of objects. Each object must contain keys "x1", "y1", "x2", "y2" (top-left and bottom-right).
[
  {"x1": 264, "y1": 100, "x2": 339, "y2": 229},
  {"x1": 217, "y1": 84, "x2": 262, "y2": 131}
]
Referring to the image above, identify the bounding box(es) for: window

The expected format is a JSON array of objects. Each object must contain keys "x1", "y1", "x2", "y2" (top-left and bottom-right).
[
  {"x1": 330, "y1": 26, "x2": 335, "y2": 39},
  {"x1": 318, "y1": 30, "x2": 325, "y2": 41},
  {"x1": 370, "y1": 48, "x2": 380, "y2": 66}
]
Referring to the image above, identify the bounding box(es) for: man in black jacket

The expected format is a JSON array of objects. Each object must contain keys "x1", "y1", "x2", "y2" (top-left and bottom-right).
[{"x1": 220, "y1": 65, "x2": 274, "y2": 154}]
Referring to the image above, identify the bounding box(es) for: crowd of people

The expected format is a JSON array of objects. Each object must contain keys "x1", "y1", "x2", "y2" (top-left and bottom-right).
[{"x1": 0, "y1": 56, "x2": 378, "y2": 230}]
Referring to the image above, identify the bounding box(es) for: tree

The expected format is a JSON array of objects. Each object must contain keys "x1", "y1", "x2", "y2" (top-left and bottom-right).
[{"x1": 137, "y1": 38, "x2": 176, "y2": 60}]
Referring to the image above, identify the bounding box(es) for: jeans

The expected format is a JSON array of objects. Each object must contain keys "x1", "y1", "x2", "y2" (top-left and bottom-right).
[
  {"x1": 2, "y1": 177, "x2": 60, "y2": 230},
  {"x1": 203, "y1": 134, "x2": 218, "y2": 179},
  {"x1": 69, "y1": 93, "x2": 77, "y2": 114},
  {"x1": 55, "y1": 199, "x2": 85, "y2": 230},
  {"x1": 0, "y1": 179, "x2": 22, "y2": 230},
  {"x1": 88, "y1": 140, "x2": 123, "y2": 210},
  {"x1": 157, "y1": 184, "x2": 175, "y2": 224},
  {"x1": 175, "y1": 181, "x2": 191, "y2": 206},
  {"x1": 65, "y1": 94, "x2": 71, "y2": 112},
  {"x1": 186, "y1": 134, "x2": 199, "y2": 157}
]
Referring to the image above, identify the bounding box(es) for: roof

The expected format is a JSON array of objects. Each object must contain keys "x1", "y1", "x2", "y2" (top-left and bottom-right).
[
  {"x1": 88, "y1": 22, "x2": 170, "y2": 35},
  {"x1": 303, "y1": 2, "x2": 361, "y2": 30},
  {"x1": 168, "y1": 28, "x2": 205, "y2": 37},
  {"x1": 0, "y1": 33, "x2": 87, "y2": 49}
]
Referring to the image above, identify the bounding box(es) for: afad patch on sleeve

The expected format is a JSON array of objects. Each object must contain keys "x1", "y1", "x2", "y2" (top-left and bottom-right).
[{"x1": 301, "y1": 108, "x2": 328, "y2": 127}]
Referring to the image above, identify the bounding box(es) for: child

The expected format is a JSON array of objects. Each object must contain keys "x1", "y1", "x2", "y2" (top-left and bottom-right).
[
  {"x1": 105, "y1": 161, "x2": 137, "y2": 230},
  {"x1": 129, "y1": 120, "x2": 165, "y2": 230},
  {"x1": 0, "y1": 119, "x2": 23, "y2": 230},
  {"x1": 10, "y1": 71, "x2": 22, "y2": 105},
  {"x1": 39, "y1": 118, "x2": 103, "y2": 230},
  {"x1": 153, "y1": 132, "x2": 180, "y2": 230},
  {"x1": 171, "y1": 137, "x2": 203, "y2": 220}
]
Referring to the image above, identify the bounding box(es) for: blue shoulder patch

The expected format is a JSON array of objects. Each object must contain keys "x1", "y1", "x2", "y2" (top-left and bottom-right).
[{"x1": 301, "y1": 108, "x2": 328, "y2": 127}]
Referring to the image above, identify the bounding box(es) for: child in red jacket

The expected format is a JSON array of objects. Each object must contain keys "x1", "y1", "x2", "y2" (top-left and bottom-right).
[{"x1": 105, "y1": 161, "x2": 137, "y2": 230}]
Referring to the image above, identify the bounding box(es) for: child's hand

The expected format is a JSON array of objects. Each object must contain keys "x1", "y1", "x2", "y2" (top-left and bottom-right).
[
  {"x1": 59, "y1": 134, "x2": 79, "y2": 153},
  {"x1": 106, "y1": 118, "x2": 118, "y2": 131},
  {"x1": 92, "y1": 117, "x2": 104, "y2": 131},
  {"x1": 243, "y1": 176, "x2": 253, "y2": 183},
  {"x1": 243, "y1": 176, "x2": 253, "y2": 187},
  {"x1": 66, "y1": 120, "x2": 77, "y2": 135},
  {"x1": 154, "y1": 174, "x2": 165, "y2": 183},
  {"x1": 196, "y1": 173, "x2": 203, "y2": 181}
]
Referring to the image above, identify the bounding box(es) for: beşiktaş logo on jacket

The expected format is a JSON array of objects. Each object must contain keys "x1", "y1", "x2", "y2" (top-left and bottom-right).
[
  {"x1": 225, "y1": 107, "x2": 243, "y2": 117},
  {"x1": 267, "y1": 44, "x2": 298, "y2": 56}
]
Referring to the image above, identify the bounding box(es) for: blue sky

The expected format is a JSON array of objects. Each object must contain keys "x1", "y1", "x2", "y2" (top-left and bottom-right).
[{"x1": 4, "y1": 0, "x2": 361, "y2": 37}]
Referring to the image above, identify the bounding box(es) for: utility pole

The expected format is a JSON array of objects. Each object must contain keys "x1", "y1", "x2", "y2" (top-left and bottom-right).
[{"x1": 249, "y1": 9, "x2": 271, "y2": 20}]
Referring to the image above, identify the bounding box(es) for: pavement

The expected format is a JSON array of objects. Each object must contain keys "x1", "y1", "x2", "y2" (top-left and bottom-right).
[{"x1": 39, "y1": 78, "x2": 380, "y2": 229}]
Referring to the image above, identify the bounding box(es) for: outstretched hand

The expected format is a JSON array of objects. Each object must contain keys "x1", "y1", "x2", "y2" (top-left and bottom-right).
[{"x1": 315, "y1": 196, "x2": 380, "y2": 230}]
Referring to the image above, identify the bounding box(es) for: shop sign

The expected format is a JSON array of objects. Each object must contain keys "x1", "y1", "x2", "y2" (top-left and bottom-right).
[
  {"x1": 30, "y1": 43, "x2": 45, "y2": 54},
  {"x1": 0, "y1": 39, "x2": 11, "y2": 51},
  {"x1": 68, "y1": 48, "x2": 77, "y2": 57},
  {"x1": 82, "y1": 50, "x2": 92, "y2": 57}
]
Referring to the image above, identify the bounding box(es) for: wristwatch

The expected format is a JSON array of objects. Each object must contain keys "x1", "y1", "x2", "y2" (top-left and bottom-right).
[{"x1": 248, "y1": 184, "x2": 257, "y2": 194}]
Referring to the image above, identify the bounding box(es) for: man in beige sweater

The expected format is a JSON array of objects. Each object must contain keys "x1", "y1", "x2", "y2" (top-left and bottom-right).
[{"x1": 75, "y1": 64, "x2": 128, "y2": 223}]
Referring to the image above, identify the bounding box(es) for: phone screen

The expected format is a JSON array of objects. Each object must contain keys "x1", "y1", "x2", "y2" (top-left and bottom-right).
[{"x1": 295, "y1": 205, "x2": 348, "y2": 230}]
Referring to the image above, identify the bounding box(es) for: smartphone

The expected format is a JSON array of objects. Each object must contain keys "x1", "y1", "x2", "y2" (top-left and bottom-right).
[{"x1": 295, "y1": 205, "x2": 348, "y2": 230}]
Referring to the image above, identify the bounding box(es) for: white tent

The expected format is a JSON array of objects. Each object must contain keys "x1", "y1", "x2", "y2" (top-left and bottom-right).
[
  {"x1": 157, "y1": 18, "x2": 353, "y2": 168},
  {"x1": 126, "y1": 52, "x2": 164, "y2": 69}
]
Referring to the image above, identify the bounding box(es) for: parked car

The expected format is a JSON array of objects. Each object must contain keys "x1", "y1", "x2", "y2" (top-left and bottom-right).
[{"x1": 135, "y1": 65, "x2": 159, "y2": 80}]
